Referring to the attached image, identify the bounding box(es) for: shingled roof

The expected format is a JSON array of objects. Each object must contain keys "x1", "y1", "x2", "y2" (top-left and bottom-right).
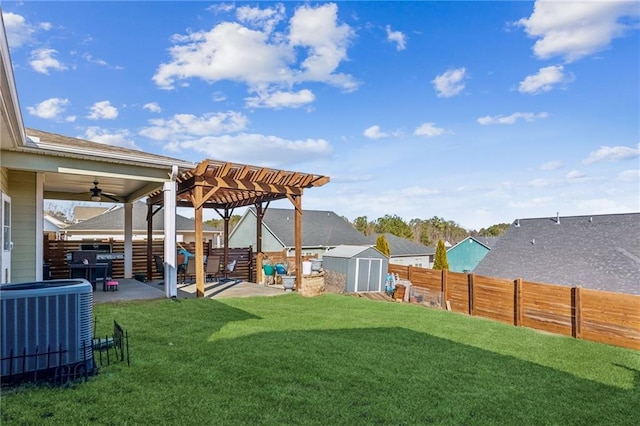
[
  {"x1": 474, "y1": 213, "x2": 640, "y2": 295},
  {"x1": 251, "y1": 207, "x2": 370, "y2": 248},
  {"x1": 64, "y1": 201, "x2": 219, "y2": 232}
]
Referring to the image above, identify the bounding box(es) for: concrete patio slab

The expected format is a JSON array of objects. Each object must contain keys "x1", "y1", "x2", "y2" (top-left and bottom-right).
[{"x1": 92, "y1": 278, "x2": 287, "y2": 304}]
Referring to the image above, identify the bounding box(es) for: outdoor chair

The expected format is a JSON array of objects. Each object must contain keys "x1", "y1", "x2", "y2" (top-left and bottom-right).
[
  {"x1": 220, "y1": 259, "x2": 237, "y2": 282},
  {"x1": 205, "y1": 256, "x2": 221, "y2": 282},
  {"x1": 154, "y1": 255, "x2": 164, "y2": 285},
  {"x1": 184, "y1": 257, "x2": 197, "y2": 284}
]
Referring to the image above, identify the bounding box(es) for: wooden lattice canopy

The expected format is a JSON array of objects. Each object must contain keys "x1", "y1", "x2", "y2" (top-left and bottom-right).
[{"x1": 147, "y1": 159, "x2": 329, "y2": 209}]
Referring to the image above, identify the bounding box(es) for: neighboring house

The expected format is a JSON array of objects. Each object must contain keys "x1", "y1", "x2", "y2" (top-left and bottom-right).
[
  {"x1": 474, "y1": 213, "x2": 640, "y2": 295},
  {"x1": 44, "y1": 214, "x2": 68, "y2": 240},
  {"x1": 61, "y1": 201, "x2": 222, "y2": 243},
  {"x1": 447, "y1": 236, "x2": 500, "y2": 273},
  {"x1": 72, "y1": 206, "x2": 109, "y2": 223},
  {"x1": 369, "y1": 233, "x2": 435, "y2": 268},
  {"x1": 229, "y1": 207, "x2": 370, "y2": 256}
]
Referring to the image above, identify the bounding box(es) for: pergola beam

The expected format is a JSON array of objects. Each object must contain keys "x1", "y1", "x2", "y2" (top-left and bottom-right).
[{"x1": 147, "y1": 159, "x2": 329, "y2": 298}]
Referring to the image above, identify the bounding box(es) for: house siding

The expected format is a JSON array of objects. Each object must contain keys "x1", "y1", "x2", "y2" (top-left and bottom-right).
[
  {"x1": 8, "y1": 170, "x2": 37, "y2": 282},
  {"x1": 0, "y1": 167, "x2": 8, "y2": 191},
  {"x1": 389, "y1": 255, "x2": 432, "y2": 268},
  {"x1": 447, "y1": 239, "x2": 490, "y2": 273},
  {"x1": 229, "y1": 212, "x2": 282, "y2": 251}
]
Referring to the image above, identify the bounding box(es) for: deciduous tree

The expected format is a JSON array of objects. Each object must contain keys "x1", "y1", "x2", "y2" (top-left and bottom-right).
[{"x1": 374, "y1": 214, "x2": 413, "y2": 239}]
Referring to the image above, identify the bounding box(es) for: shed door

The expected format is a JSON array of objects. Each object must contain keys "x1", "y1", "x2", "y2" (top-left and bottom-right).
[{"x1": 355, "y1": 258, "x2": 383, "y2": 292}]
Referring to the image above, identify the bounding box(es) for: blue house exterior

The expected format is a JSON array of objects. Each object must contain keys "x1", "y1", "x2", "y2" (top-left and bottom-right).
[{"x1": 447, "y1": 237, "x2": 498, "y2": 273}]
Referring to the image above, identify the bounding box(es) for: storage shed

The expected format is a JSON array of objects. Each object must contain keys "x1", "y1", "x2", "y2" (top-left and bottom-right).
[{"x1": 322, "y1": 245, "x2": 388, "y2": 293}]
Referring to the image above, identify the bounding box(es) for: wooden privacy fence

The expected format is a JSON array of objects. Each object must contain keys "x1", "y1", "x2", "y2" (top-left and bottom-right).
[
  {"x1": 389, "y1": 264, "x2": 640, "y2": 351},
  {"x1": 46, "y1": 240, "x2": 253, "y2": 282}
]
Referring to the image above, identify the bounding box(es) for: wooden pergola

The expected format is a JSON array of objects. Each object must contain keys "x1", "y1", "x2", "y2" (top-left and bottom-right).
[{"x1": 145, "y1": 159, "x2": 329, "y2": 297}]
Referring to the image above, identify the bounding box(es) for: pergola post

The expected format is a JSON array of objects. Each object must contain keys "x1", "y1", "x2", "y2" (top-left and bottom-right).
[
  {"x1": 288, "y1": 195, "x2": 303, "y2": 291},
  {"x1": 193, "y1": 185, "x2": 205, "y2": 298},
  {"x1": 255, "y1": 202, "x2": 265, "y2": 284},
  {"x1": 146, "y1": 204, "x2": 153, "y2": 281}
]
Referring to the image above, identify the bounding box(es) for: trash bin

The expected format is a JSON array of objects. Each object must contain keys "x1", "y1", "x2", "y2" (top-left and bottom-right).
[{"x1": 302, "y1": 261, "x2": 312, "y2": 275}]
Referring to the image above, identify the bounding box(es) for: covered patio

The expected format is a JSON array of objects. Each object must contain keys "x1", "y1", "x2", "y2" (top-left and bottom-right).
[{"x1": 145, "y1": 159, "x2": 329, "y2": 298}]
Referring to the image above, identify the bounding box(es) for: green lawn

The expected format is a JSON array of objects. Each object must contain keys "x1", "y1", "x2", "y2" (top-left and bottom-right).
[{"x1": 2, "y1": 294, "x2": 639, "y2": 425}]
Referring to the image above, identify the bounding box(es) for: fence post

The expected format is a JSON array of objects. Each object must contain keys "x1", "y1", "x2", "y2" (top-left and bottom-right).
[
  {"x1": 572, "y1": 286, "x2": 582, "y2": 339},
  {"x1": 468, "y1": 273, "x2": 475, "y2": 316},
  {"x1": 441, "y1": 269, "x2": 448, "y2": 309},
  {"x1": 407, "y1": 265, "x2": 413, "y2": 282},
  {"x1": 514, "y1": 278, "x2": 523, "y2": 326}
]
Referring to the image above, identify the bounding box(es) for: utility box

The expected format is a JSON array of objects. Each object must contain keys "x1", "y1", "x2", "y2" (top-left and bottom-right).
[{"x1": 322, "y1": 245, "x2": 388, "y2": 293}]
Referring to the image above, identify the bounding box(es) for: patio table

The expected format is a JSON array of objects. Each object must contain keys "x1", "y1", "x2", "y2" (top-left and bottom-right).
[{"x1": 69, "y1": 262, "x2": 109, "y2": 291}]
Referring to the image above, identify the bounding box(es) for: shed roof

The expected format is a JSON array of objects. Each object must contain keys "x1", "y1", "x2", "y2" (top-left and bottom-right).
[
  {"x1": 324, "y1": 245, "x2": 383, "y2": 259},
  {"x1": 474, "y1": 213, "x2": 640, "y2": 295}
]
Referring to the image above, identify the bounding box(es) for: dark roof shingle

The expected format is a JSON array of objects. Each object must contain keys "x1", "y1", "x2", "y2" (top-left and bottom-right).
[
  {"x1": 64, "y1": 201, "x2": 219, "y2": 232},
  {"x1": 254, "y1": 208, "x2": 370, "y2": 247},
  {"x1": 474, "y1": 213, "x2": 640, "y2": 295}
]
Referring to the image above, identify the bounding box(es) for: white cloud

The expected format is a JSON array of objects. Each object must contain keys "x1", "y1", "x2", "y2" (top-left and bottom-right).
[
  {"x1": 246, "y1": 89, "x2": 315, "y2": 109},
  {"x1": 583, "y1": 144, "x2": 640, "y2": 165},
  {"x1": 153, "y1": 3, "x2": 357, "y2": 104},
  {"x1": 477, "y1": 111, "x2": 549, "y2": 125},
  {"x1": 81, "y1": 127, "x2": 139, "y2": 150},
  {"x1": 386, "y1": 25, "x2": 406, "y2": 51},
  {"x1": 87, "y1": 101, "x2": 119, "y2": 120},
  {"x1": 289, "y1": 3, "x2": 356, "y2": 89},
  {"x1": 617, "y1": 169, "x2": 640, "y2": 182},
  {"x1": 29, "y1": 48, "x2": 66, "y2": 74},
  {"x1": 143, "y1": 102, "x2": 162, "y2": 113},
  {"x1": 517, "y1": 0, "x2": 640, "y2": 62},
  {"x1": 236, "y1": 4, "x2": 285, "y2": 34},
  {"x1": 363, "y1": 125, "x2": 389, "y2": 140},
  {"x1": 153, "y1": 22, "x2": 292, "y2": 90},
  {"x1": 139, "y1": 111, "x2": 249, "y2": 141},
  {"x1": 566, "y1": 170, "x2": 587, "y2": 182},
  {"x1": 26, "y1": 98, "x2": 70, "y2": 120},
  {"x1": 519, "y1": 65, "x2": 572, "y2": 94},
  {"x1": 414, "y1": 122, "x2": 446, "y2": 137},
  {"x1": 539, "y1": 160, "x2": 563, "y2": 171},
  {"x1": 168, "y1": 133, "x2": 333, "y2": 168},
  {"x1": 2, "y1": 12, "x2": 36, "y2": 48},
  {"x1": 432, "y1": 67, "x2": 467, "y2": 98}
]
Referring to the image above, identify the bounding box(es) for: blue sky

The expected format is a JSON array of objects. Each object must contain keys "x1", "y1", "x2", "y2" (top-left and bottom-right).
[{"x1": 2, "y1": 1, "x2": 639, "y2": 230}]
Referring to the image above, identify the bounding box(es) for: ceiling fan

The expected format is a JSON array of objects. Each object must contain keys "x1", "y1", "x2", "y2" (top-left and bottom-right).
[{"x1": 90, "y1": 180, "x2": 119, "y2": 202}]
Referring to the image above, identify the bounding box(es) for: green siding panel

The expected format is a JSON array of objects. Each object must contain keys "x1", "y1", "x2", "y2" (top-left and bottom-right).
[
  {"x1": 8, "y1": 170, "x2": 37, "y2": 282},
  {"x1": 447, "y1": 239, "x2": 490, "y2": 273}
]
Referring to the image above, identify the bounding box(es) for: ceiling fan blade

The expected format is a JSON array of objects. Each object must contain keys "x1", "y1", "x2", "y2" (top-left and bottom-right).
[{"x1": 103, "y1": 193, "x2": 120, "y2": 202}]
